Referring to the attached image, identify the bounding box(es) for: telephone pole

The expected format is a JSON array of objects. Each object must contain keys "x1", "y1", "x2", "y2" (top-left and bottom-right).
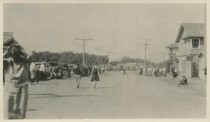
[
  {"x1": 143, "y1": 40, "x2": 149, "y2": 68},
  {"x1": 75, "y1": 38, "x2": 93, "y2": 66}
]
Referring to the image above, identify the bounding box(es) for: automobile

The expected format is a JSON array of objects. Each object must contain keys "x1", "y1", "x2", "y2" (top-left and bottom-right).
[
  {"x1": 34, "y1": 62, "x2": 53, "y2": 81},
  {"x1": 49, "y1": 61, "x2": 74, "y2": 79}
]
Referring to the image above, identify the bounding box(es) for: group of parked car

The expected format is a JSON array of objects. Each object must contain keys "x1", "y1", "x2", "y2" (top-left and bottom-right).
[{"x1": 30, "y1": 61, "x2": 96, "y2": 82}]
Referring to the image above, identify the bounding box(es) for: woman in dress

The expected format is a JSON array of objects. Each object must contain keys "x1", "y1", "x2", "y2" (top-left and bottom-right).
[{"x1": 91, "y1": 63, "x2": 100, "y2": 89}]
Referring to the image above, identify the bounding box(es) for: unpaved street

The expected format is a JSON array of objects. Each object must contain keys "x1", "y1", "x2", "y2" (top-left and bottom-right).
[{"x1": 26, "y1": 71, "x2": 206, "y2": 119}]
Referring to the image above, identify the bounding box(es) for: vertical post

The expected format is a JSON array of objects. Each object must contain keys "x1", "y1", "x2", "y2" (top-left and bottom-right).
[
  {"x1": 75, "y1": 38, "x2": 93, "y2": 66},
  {"x1": 163, "y1": 54, "x2": 165, "y2": 68},
  {"x1": 83, "y1": 39, "x2": 85, "y2": 66},
  {"x1": 144, "y1": 41, "x2": 148, "y2": 68},
  {"x1": 144, "y1": 43, "x2": 146, "y2": 68}
]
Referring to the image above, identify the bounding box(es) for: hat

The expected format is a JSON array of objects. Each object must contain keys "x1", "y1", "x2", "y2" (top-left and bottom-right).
[
  {"x1": 3, "y1": 37, "x2": 17, "y2": 47},
  {"x1": 3, "y1": 37, "x2": 31, "y2": 62}
]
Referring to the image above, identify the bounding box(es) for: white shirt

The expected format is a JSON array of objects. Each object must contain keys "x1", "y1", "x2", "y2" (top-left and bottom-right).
[
  {"x1": 30, "y1": 62, "x2": 36, "y2": 71},
  {"x1": 39, "y1": 64, "x2": 45, "y2": 71}
]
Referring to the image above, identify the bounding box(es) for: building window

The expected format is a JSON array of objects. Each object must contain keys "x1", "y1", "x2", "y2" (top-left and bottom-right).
[
  {"x1": 187, "y1": 39, "x2": 190, "y2": 49},
  {"x1": 200, "y1": 39, "x2": 204, "y2": 45},
  {"x1": 192, "y1": 39, "x2": 199, "y2": 48}
]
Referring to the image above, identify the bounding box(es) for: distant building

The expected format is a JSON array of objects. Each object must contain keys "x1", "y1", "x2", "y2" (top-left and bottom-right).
[
  {"x1": 175, "y1": 23, "x2": 205, "y2": 79},
  {"x1": 108, "y1": 55, "x2": 121, "y2": 63}
]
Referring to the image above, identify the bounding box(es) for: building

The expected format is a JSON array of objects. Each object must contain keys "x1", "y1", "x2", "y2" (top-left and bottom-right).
[
  {"x1": 166, "y1": 43, "x2": 179, "y2": 73},
  {"x1": 175, "y1": 23, "x2": 205, "y2": 79}
]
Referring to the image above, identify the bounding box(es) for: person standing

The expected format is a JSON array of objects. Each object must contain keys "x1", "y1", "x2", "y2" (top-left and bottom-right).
[
  {"x1": 74, "y1": 64, "x2": 82, "y2": 88},
  {"x1": 171, "y1": 67, "x2": 177, "y2": 79},
  {"x1": 39, "y1": 62, "x2": 46, "y2": 80},
  {"x1": 29, "y1": 61, "x2": 36, "y2": 85},
  {"x1": 3, "y1": 37, "x2": 30, "y2": 119},
  {"x1": 91, "y1": 63, "x2": 100, "y2": 89},
  {"x1": 123, "y1": 68, "x2": 127, "y2": 76}
]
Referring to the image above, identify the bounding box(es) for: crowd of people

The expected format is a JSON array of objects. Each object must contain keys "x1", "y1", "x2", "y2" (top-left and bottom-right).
[
  {"x1": 28, "y1": 61, "x2": 106, "y2": 85},
  {"x1": 3, "y1": 37, "x2": 104, "y2": 119},
  {"x1": 3, "y1": 37, "x2": 188, "y2": 119},
  {"x1": 139, "y1": 66, "x2": 167, "y2": 77},
  {"x1": 138, "y1": 66, "x2": 188, "y2": 86}
]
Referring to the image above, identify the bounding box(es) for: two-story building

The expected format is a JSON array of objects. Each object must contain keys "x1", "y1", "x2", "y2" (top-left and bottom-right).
[{"x1": 175, "y1": 23, "x2": 205, "y2": 78}]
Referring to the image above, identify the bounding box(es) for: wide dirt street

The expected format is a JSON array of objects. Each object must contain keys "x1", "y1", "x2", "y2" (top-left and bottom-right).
[{"x1": 26, "y1": 71, "x2": 206, "y2": 119}]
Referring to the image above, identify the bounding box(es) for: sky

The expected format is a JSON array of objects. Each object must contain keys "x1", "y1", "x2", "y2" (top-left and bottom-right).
[{"x1": 3, "y1": 3, "x2": 205, "y2": 63}]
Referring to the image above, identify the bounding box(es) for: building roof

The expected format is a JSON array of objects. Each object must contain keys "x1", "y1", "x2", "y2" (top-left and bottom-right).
[
  {"x1": 175, "y1": 23, "x2": 204, "y2": 43},
  {"x1": 166, "y1": 43, "x2": 178, "y2": 49}
]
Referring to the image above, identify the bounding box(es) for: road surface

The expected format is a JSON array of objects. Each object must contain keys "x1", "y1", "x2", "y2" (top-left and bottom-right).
[{"x1": 26, "y1": 71, "x2": 206, "y2": 119}]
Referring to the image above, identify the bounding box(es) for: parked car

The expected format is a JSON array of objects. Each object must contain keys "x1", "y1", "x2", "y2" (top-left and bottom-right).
[
  {"x1": 49, "y1": 61, "x2": 74, "y2": 79},
  {"x1": 34, "y1": 62, "x2": 52, "y2": 81}
]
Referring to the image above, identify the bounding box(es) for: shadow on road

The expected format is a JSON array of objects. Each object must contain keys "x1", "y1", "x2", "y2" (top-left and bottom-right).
[
  {"x1": 79, "y1": 86, "x2": 112, "y2": 89},
  {"x1": 96, "y1": 86, "x2": 112, "y2": 89},
  {"x1": 27, "y1": 108, "x2": 37, "y2": 111},
  {"x1": 29, "y1": 93, "x2": 102, "y2": 98},
  {"x1": 79, "y1": 87, "x2": 93, "y2": 89},
  {"x1": 30, "y1": 82, "x2": 59, "y2": 86}
]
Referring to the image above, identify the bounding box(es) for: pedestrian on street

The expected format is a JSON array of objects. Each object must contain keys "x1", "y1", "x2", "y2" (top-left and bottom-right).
[
  {"x1": 123, "y1": 68, "x2": 127, "y2": 76},
  {"x1": 171, "y1": 67, "x2": 178, "y2": 79},
  {"x1": 139, "y1": 66, "x2": 143, "y2": 75},
  {"x1": 3, "y1": 37, "x2": 31, "y2": 119},
  {"x1": 29, "y1": 60, "x2": 36, "y2": 85},
  {"x1": 74, "y1": 64, "x2": 82, "y2": 88},
  {"x1": 91, "y1": 63, "x2": 100, "y2": 89},
  {"x1": 39, "y1": 62, "x2": 46, "y2": 80}
]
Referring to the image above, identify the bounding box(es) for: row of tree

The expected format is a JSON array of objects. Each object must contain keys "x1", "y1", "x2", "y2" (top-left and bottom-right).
[
  {"x1": 110, "y1": 56, "x2": 156, "y2": 66},
  {"x1": 30, "y1": 51, "x2": 109, "y2": 65},
  {"x1": 30, "y1": 51, "x2": 156, "y2": 66}
]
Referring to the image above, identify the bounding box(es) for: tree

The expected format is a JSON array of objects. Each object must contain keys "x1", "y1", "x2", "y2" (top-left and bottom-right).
[{"x1": 30, "y1": 51, "x2": 109, "y2": 65}]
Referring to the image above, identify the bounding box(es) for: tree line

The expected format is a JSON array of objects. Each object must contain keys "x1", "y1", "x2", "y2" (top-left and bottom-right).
[
  {"x1": 30, "y1": 51, "x2": 156, "y2": 66},
  {"x1": 30, "y1": 51, "x2": 109, "y2": 65}
]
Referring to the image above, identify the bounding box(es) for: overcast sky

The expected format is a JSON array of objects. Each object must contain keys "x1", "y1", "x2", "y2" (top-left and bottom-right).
[{"x1": 3, "y1": 3, "x2": 205, "y2": 63}]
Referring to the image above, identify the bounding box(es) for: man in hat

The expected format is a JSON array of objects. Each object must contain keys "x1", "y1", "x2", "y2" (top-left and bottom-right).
[{"x1": 3, "y1": 37, "x2": 31, "y2": 119}]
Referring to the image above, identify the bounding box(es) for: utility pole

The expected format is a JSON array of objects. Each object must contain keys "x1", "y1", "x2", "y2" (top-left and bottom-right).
[
  {"x1": 162, "y1": 54, "x2": 165, "y2": 68},
  {"x1": 75, "y1": 38, "x2": 93, "y2": 66},
  {"x1": 143, "y1": 40, "x2": 149, "y2": 68}
]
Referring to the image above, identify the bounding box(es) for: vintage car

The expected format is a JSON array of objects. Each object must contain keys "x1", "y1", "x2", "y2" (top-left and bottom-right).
[
  {"x1": 49, "y1": 61, "x2": 74, "y2": 79},
  {"x1": 34, "y1": 62, "x2": 53, "y2": 81}
]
